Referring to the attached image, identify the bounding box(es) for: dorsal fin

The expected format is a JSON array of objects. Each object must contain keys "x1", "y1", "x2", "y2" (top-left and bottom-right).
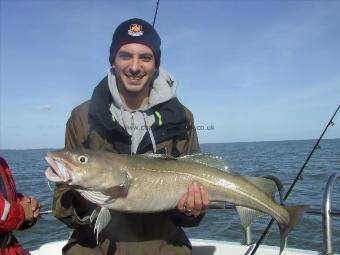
[
  {"x1": 242, "y1": 176, "x2": 277, "y2": 198},
  {"x1": 139, "y1": 153, "x2": 176, "y2": 160},
  {"x1": 179, "y1": 154, "x2": 230, "y2": 172}
]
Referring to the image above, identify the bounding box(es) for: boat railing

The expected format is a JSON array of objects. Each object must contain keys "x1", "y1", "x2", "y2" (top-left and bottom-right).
[
  {"x1": 208, "y1": 172, "x2": 340, "y2": 254},
  {"x1": 323, "y1": 172, "x2": 340, "y2": 255}
]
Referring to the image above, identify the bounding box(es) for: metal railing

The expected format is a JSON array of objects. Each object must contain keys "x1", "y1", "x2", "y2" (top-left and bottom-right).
[
  {"x1": 323, "y1": 172, "x2": 340, "y2": 255},
  {"x1": 208, "y1": 172, "x2": 340, "y2": 254}
]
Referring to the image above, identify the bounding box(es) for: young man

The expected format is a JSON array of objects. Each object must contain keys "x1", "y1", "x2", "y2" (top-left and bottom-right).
[
  {"x1": 0, "y1": 157, "x2": 40, "y2": 255},
  {"x1": 53, "y1": 18, "x2": 210, "y2": 255}
]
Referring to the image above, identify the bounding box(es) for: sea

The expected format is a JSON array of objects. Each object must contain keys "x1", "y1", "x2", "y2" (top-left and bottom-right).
[{"x1": 0, "y1": 139, "x2": 339, "y2": 253}]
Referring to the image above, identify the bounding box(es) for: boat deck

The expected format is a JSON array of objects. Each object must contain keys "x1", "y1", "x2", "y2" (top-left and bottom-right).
[{"x1": 30, "y1": 239, "x2": 321, "y2": 255}]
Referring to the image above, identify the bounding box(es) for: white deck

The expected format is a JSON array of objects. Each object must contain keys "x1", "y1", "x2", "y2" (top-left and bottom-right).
[{"x1": 30, "y1": 239, "x2": 322, "y2": 255}]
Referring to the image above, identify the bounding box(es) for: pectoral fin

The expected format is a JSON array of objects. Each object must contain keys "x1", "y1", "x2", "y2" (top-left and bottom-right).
[
  {"x1": 93, "y1": 207, "x2": 111, "y2": 244},
  {"x1": 78, "y1": 190, "x2": 115, "y2": 205}
]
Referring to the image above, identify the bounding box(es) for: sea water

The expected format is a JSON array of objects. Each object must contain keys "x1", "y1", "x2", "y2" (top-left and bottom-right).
[{"x1": 0, "y1": 139, "x2": 339, "y2": 253}]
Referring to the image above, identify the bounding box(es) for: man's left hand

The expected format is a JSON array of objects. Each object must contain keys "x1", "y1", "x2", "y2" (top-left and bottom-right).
[{"x1": 177, "y1": 181, "x2": 210, "y2": 217}]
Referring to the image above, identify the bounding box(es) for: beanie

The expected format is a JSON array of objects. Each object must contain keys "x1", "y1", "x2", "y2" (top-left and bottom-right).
[{"x1": 109, "y1": 18, "x2": 161, "y2": 68}]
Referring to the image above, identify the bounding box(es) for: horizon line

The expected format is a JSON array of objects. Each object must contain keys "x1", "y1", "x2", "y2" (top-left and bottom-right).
[{"x1": 0, "y1": 137, "x2": 339, "y2": 151}]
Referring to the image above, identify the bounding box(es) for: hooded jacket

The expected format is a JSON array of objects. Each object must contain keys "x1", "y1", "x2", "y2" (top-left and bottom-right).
[{"x1": 53, "y1": 69, "x2": 201, "y2": 255}]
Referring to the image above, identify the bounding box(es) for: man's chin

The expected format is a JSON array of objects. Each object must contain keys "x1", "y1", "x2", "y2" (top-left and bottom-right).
[{"x1": 124, "y1": 84, "x2": 145, "y2": 93}]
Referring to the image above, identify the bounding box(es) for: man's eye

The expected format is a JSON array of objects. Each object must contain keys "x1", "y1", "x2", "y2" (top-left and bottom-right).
[
  {"x1": 141, "y1": 56, "x2": 153, "y2": 62},
  {"x1": 119, "y1": 55, "x2": 131, "y2": 60}
]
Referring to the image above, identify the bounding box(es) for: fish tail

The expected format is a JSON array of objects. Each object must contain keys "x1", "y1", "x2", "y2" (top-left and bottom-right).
[{"x1": 278, "y1": 205, "x2": 309, "y2": 254}]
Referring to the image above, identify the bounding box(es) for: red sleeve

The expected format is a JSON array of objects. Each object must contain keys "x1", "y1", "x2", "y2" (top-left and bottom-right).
[{"x1": 0, "y1": 196, "x2": 25, "y2": 232}]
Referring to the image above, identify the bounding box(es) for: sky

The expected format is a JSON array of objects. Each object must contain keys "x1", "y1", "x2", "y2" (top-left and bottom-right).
[{"x1": 0, "y1": 0, "x2": 339, "y2": 149}]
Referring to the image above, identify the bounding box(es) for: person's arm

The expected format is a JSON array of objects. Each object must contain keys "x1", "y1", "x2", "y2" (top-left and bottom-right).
[
  {"x1": 52, "y1": 105, "x2": 98, "y2": 228},
  {"x1": 0, "y1": 194, "x2": 39, "y2": 232},
  {"x1": 17, "y1": 195, "x2": 40, "y2": 230},
  {"x1": 169, "y1": 107, "x2": 210, "y2": 227},
  {"x1": 0, "y1": 195, "x2": 25, "y2": 232}
]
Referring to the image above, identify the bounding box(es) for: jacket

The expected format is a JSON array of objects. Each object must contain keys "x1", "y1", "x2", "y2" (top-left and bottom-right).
[
  {"x1": 0, "y1": 157, "x2": 29, "y2": 255},
  {"x1": 53, "y1": 73, "x2": 201, "y2": 255}
]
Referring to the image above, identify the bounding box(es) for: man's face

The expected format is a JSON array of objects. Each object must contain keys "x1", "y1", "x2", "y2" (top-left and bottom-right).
[{"x1": 114, "y1": 43, "x2": 156, "y2": 94}]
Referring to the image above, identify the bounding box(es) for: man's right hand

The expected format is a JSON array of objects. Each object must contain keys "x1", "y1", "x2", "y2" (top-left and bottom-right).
[{"x1": 19, "y1": 196, "x2": 40, "y2": 225}]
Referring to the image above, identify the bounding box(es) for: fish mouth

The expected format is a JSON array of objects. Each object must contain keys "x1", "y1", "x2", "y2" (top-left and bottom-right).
[{"x1": 45, "y1": 156, "x2": 71, "y2": 183}]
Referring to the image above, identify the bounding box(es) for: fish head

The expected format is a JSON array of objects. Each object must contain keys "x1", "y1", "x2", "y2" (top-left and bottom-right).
[{"x1": 45, "y1": 150, "x2": 128, "y2": 190}]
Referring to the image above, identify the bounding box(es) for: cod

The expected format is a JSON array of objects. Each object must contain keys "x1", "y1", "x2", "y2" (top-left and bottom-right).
[{"x1": 45, "y1": 149, "x2": 308, "y2": 254}]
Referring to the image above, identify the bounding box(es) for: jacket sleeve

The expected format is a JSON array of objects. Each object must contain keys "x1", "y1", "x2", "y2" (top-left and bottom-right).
[
  {"x1": 169, "y1": 106, "x2": 205, "y2": 227},
  {"x1": 175, "y1": 106, "x2": 200, "y2": 156},
  {"x1": 52, "y1": 104, "x2": 97, "y2": 228},
  {"x1": 0, "y1": 195, "x2": 25, "y2": 232}
]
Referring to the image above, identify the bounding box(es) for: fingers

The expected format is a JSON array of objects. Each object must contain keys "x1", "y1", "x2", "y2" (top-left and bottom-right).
[
  {"x1": 20, "y1": 196, "x2": 41, "y2": 222},
  {"x1": 177, "y1": 181, "x2": 210, "y2": 217},
  {"x1": 19, "y1": 198, "x2": 34, "y2": 222},
  {"x1": 21, "y1": 196, "x2": 31, "y2": 203},
  {"x1": 30, "y1": 197, "x2": 38, "y2": 210},
  {"x1": 200, "y1": 185, "x2": 210, "y2": 211},
  {"x1": 185, "y1": 182, "x2": 195, "y2": 212},
  {"x1": 30, "y1": 197, "x2": 41, "y2": 218},
  {"x1": 177, "y1": 194, "x2": 187, "y2": 212}
]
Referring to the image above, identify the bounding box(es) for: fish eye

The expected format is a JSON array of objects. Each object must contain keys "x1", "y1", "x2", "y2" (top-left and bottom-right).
[{"x1": 77, "y1": 155, "x2": 88, "y2": 164}]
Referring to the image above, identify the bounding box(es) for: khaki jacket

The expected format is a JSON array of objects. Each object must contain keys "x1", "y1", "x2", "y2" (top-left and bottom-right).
[{"x1": 53, "y1": 77, "x2": 201, "y2": 255}]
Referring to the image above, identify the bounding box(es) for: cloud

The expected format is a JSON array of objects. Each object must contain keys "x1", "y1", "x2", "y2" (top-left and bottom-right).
[{"x1": 36, "y1": 104, "x2": 52, "y2": 111}]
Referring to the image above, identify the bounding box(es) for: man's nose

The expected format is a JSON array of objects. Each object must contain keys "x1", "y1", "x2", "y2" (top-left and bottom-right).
[{"x1": 129, "y1": 58, "x2": 141, "y2": 75}]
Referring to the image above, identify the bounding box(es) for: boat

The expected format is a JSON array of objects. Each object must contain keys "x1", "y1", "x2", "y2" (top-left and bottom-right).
[{"x1": 30, "y1": 238, "x2": 320, "y2": 255}]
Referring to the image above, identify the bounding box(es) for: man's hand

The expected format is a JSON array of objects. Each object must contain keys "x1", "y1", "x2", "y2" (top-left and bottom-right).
[
  {"x1": 177, "y1": 181, "x2": 210, "y2": 217},
  {"x1": 29, "y1": 196, "x2": 40, "y2": 219},
  {"x1": 19, "y1": 196, "x2": 41, "y2": 226}
]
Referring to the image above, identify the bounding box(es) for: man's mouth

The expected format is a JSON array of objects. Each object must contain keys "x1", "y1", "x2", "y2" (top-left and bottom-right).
[{"x1": 125, "y1": 73, "x2": 145, "y2": 80}]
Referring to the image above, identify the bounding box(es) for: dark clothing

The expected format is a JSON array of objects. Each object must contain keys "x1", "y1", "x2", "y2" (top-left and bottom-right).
[{"x1": 53, "y1": 77, "x2": 201, "y2": 255}]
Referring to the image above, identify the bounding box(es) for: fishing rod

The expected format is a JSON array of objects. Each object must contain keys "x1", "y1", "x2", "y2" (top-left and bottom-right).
[
  {"x1": 40, "y1": 210, "x2": 52, "y2": 215},
  {"x1": 250, "y1": 104, "x2": 340, "y2": 255},
  {"x1": 152, "y1": 0, "x2": 160, "y2": 27}
]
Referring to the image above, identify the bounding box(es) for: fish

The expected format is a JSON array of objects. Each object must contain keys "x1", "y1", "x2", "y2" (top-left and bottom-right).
[{"x1": 45, "y1": 149, "x2": 308, "y2": 254}]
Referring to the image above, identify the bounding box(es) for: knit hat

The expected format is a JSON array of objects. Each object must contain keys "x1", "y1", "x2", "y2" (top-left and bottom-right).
[{"x1": 109, "y1": 18, "x2": 161, "y2": 68}]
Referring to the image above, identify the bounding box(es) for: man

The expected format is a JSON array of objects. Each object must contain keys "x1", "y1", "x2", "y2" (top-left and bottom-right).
[
  {"x1": 0, "y1": 157, "x2": 40, "y2": 255},
  {"x1": 53, "y1": 18, "x2": 210, "y2": 255}
]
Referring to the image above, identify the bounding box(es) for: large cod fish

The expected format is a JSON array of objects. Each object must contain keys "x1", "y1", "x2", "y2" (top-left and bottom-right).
[{"x1": 45, "y1": 149, "x2": 308, "y2": 253}]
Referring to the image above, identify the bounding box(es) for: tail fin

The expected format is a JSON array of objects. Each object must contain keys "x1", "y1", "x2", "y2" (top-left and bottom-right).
[{"x1": 278, "y1": 205, "x2": 309, "y2": 254}]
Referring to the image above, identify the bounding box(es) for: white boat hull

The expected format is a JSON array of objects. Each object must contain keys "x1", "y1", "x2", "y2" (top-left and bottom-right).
[{"x1": 29, "y1": 239, "x2": 323, "y2": 255}]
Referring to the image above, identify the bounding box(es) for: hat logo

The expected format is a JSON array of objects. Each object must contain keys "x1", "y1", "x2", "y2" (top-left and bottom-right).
[{"x1": 128, "y1": 24, "x2": 144, "y2": 36}]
